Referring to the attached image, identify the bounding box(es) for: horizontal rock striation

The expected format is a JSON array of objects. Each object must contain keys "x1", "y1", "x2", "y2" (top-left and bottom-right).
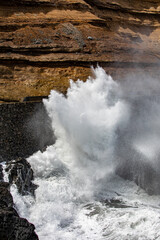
[
  {"x1": 1, "y1": 0, "x2": 160, "y2": 195},
  {"x1": 1, "y1": 0, "x2": 160, "y2": 101}
]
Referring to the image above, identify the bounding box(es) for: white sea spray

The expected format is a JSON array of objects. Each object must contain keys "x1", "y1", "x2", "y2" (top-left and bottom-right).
[{"x1": 10, "y1": 67, "x2": 160, "y2": 240}]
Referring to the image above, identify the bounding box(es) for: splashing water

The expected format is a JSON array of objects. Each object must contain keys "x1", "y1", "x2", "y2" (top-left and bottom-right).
[
  {"x1": 42, "y1": 67, "x2": 129, "y2": 186},
  {"x1": 10, "y1": 67, "x2": 160, "y2": 240}
]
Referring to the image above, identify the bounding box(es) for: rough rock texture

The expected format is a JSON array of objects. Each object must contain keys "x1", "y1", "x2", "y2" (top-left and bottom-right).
[
  {"x1": 1, "y1": 0, "x2": 160, "y2": 101},
  {"x1": 0, "y1": 182, "x2": 38, "y2": 240},
  {"x1": 1, "y1": 0, "x2": 160, "y2": 196},
  {"x1": 0, "y1": 102, "x2": 55, "y2": 161},
  {"x1": 0, "y1": 164, "x2": 3, "y2": 180},
  {"x1": 6, "y1": 157, "x2": 37, "y2": 195}
]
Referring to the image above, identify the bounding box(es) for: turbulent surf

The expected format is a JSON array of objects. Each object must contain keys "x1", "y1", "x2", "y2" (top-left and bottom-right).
[{"x1": 10, "y1": 67, "x2": 160, "y2": 240}]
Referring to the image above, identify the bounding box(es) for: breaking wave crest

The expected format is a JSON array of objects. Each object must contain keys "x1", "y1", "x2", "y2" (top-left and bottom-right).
[{"x1": 10, "y1": 67, "x2": 160, "y2": 240}]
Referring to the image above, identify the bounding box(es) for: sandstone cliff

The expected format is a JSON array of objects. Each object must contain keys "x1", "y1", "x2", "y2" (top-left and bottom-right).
[{"x1": 1, "y1": 0, "x2": 160, "y2": 101}]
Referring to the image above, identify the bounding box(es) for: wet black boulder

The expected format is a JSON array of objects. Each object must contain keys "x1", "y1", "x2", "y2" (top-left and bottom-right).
[
  {"x1": 0, "y1": 182, "x2": 38, "y2": 240},
  {"x1": 6, "y1": 157, "x2": 37, "y2": 195}
]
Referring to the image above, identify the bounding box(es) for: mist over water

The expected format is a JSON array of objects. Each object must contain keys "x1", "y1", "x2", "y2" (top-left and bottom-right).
[
  {"x1": 43, "y1": 67, "x2": 129, "y2": 187},
  {"x1": 10, "y1": 67, "x2": 160, "y2": 239},
  {"x1": 120, "y1": 73, "x2": 160, "y2": 164}
]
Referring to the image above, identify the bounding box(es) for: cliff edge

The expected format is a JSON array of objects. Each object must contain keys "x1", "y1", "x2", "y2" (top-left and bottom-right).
[{"x1": 0, "y1": 0, "x2": 160, "y2": 102}]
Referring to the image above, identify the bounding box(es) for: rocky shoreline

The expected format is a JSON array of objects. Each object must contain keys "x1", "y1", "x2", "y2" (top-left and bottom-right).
[
  {"x1": 1, "y1": 0, "x2": 160, "y2": 238},
  {"x1": 0, "y1": 101, "x2": 53, "y2": 239},
  {"x1": 0, "y1": 158, "x2": 39, "y2": 240}
]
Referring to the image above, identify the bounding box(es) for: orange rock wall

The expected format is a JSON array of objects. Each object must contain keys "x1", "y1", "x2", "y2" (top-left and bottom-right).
[{"x1": 1, "y1": 0, "x2": 160, "y2": 101}]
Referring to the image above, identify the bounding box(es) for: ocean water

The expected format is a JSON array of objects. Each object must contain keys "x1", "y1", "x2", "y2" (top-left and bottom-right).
[{"x1": 10, "y1": 67, "x2": 160, "y2": 240}]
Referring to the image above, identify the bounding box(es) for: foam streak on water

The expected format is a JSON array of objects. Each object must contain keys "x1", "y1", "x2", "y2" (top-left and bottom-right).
[{"x1": 11, "y1": 67, "x2": 160, "y2": 240}]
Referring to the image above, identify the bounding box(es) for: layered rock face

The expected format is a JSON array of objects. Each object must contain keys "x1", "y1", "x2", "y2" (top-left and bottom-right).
[{"x1": 1, "y1": 0, "x2": 160, "y2": 102}]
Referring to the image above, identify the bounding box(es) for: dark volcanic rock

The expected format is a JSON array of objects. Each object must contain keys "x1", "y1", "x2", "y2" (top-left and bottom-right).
[
  {"x1": 0, "y1": 102, "x2": 55, "y2": 162},
  {"x1": 0, "y1": 182, "x2": 38, "y2": 240},
  {"x1": 0, "y1": 183, "x2": 13, "y2": 208},
  {"x1": 0, "y1": 212, "x2": 38, "y2": 240},
  {"x1": 0, "y1": 164, "x2": 3, "y2": 180},
  {"x1": 6, "y1": 157, "x2": 37, "y2": 195}
]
